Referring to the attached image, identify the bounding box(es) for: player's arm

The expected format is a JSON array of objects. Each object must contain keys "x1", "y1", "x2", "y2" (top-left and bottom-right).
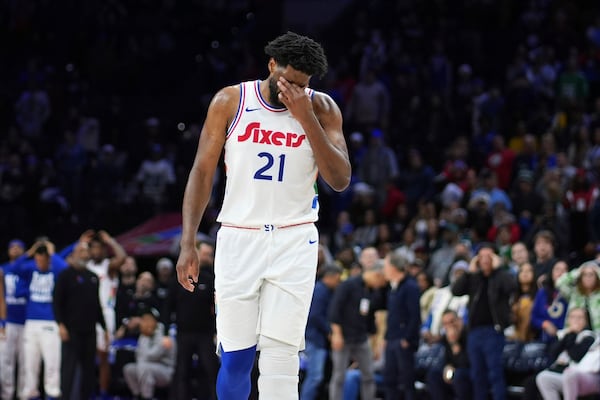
[
  {"x1": 277, "y1": 78, "x2": 351, "y2": 192},
  {"x1": 98, "y1": 230, "x2": 127, "y2": 273},
  {"x1": 310, "y1": 92, "x2": 351, "y2": 191},
  {"x1": 176, "y1": 85, "x2": 238, "y2": 291}
]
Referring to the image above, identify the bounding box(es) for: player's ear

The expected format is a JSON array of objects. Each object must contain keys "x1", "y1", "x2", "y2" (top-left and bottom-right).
[{"x1": 268, "y1": 58, "x2": 278, "y2": 74}]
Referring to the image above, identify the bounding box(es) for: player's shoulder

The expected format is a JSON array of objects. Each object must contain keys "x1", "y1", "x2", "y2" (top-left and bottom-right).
[
  {"x1": 310, "y1": 90, "x2": 341, "y2": 115},
  {"x1": 209, "y1": 83, "x2": 243, "y2": 116},
  {"x1": 212, "y1": 83, "x2": 242, "y2": 105}
]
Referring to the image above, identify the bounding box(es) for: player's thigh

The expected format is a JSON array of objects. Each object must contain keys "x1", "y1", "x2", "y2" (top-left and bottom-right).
[
  {"x1": 259, "y1": 232, "x2": 318, "y2": 346},
  {"x1": 214, "y1": 227, "x2": 265, "y2": 351}
]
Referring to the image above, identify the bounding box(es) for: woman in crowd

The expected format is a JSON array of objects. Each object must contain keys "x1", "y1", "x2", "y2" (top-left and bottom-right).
[
  {"x1": 556, "y1": 260, "x2": 600, "y2": 331},
  {"x1": 416, "y1": 271, "x2": 437, "y2": 324},
  {"x1": 535, "y1": 307, "x2": 600, "y2": 400},
  {"x1": 530, "y1": 260, "x2": 569, "y2": 343},
  {"x1": 510, "y1": 262, "x2": 537, "y2": 341}
]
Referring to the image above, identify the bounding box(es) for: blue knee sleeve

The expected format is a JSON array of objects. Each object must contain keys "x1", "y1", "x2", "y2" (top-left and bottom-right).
[{"x1": 217, "y1": 345, "x2": 257, "y2": 400}]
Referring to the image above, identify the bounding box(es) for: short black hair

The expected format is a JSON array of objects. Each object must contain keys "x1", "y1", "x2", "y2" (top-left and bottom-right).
[
  {"x1": 35, "y1": 244, "x2": 49, "y2": 256},
  {"x1": 264, "y1": 31, "x2": 328, "y2": 78},
  {"x1": 478, "y1": 242, "x2": 497, "y2": 254}
]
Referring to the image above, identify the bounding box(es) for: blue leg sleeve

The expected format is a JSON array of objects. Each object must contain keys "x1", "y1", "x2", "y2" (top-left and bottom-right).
[{"x1": 216, "y1": 345, "x2": 257, "y2": 400}]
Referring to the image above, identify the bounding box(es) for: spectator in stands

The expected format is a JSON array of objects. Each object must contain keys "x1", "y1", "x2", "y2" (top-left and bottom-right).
[
  {"x1": 333, "y1": 246, "x2": 358, "y2": 279},
  {"x1": 535, "y1": 307, "x2": 600, "y2": 400},
  {"x1": 382, "y1": 252, "x2": 421, "y2": 400},
  {"x1": 353, "y1": 209, "x2": 379, "y2": 248},
  {"x1": 154, "y1": 257, "x2": 174, "y2": 316},
  {"x1": 344, "y1": 69, "x2": 389, "y2": 134},
  {"x1": 16, "y1": 240, "x2": 68, "y2": 400},
  {"x1": 509, "y1": 262, "x2": 537, "y2": 341},
  {"x1": 452, "y1": 243, "x2": 517, "y2": 400},
  {"x1": 115, "y1": 271, "x2": 160, "y2": 340},
  {"x1": 399, "y1": 149, "x2": 436, "y2": 213},
  {"x1": 123, "y1": 307, "x2": 176, "y2": 400},
  {"x1": 428, "y1": 222, "x2": 459, "y2": 288},
  {"x1": 0, "y1": 239, "x2": 28, "y2": 400},
  {"x1": 53, "y1": 240, "x2": 108, "y2": 400},
  {"x1": 421, "y1": 260, "x2": 470, "y2": 343},
  {"x1": 328, "y1": 261, "x2": 387, "y2": 400},
  {"x1": 425, "y1": 309, "x2": 472, "y2": 400},
  {"x1": 466, "y1": 192, "x2": 493, "y2": 252},
  {"x1": 416, "y1": 271, "x2": 437, "y2": 323},
  {"x1": 508, "y1": 241, "x2": 531, "y2": 275},
  {"x1": 567, "y1": 127, "x2": 592, "y2": 168},
  {"x1": 532, "y1": 229, "x2": 558, "y2": 279},
  {"x1": 331, "y1": 211, "x2": 354, "y2": 255},
  {"x1": 358, "y1": 247, "x2": 381, "y2": 272},
  {"x1": 564, "y1": 169, "x2": 599, "y2": 256},
  {"x1": 470, "y1": 169, "x2": 513, "y2": 212},
  {"x1": 557, "y1": 56, "x2": 590, "y2": 106},
  {"x1": 556, "y1": 260, "x2": 600, "y2": 331},
  {"x1": 488, "y1": 211, "x2": 521, "y2": 262},
  {"x1": 0, "y1": 154, "x2": 28, "y2": 244},
  {"x1": 486, "y1": 135, "x2": 515, "y2": 191},
  {"x1": 167, "y1": 241, "x2": 218, "y2": 400},
  {"x1": 300, "y1": 263, "x2": 342, "y2": 400},
  {"x1": 357, "y1": 129, "x2": 399, "y2": 206},
  {"x1": 531, "y1": 260, "x2": 569, "y2": 343},
  {"x1": 135, "y1": 143, "x2": 176, "y2": 215},
  {"x1": 14, "y1": 78, "x2": 51, "y2": 139},
  {"x1": 55, "y1": 131, "x2": 87, "y2": 221},
  {"x1": 393, "y1": 226, "x2": 417, "y2": 265},
  {"x1": 118, "y1": 256, "x2": 139, "y2": 297}
]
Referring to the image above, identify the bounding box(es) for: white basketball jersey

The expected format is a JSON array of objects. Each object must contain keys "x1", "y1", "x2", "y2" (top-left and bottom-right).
[
  {"x1": 217, "y1": 80, "x2": 319, "y2": 227},
  {"x1": 87, "y1": 258, "x2": 118, "y2": 309}
]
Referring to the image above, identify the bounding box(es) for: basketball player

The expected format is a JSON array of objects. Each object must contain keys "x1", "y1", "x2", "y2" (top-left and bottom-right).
[
  {"x1": 176, "y1": 31, "x2": 351, "y2": 400},
  {"x1": 86, "y1": 230, "x2": 127, "y2": 398},
  {"x1": 17, "y1": 240, "x2": 68, "y2": 400},
  {"x1": 0, "y1": 239, "x2": 27, "y2": 400}
]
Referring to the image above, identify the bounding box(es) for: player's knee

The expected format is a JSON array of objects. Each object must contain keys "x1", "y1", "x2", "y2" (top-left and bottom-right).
[
  {"x1": 258, "y1": 335, "x2": 299, "y2": 376},
  {"x1": 220, "y1": 345, "x2": 256, "y2": 378}
]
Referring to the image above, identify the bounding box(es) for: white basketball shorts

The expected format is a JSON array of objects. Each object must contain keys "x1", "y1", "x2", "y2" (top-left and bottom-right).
[{"x1": 214, "y1": 222, "x2": 319, "y2": 353}]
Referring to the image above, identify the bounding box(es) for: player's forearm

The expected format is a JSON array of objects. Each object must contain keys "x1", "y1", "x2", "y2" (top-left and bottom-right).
[
  {"x1": 180, "y1": 166, "x2": 213, "y2": 248},
  {"x1": 107, "y1": 237, "x2": 127, "y2": 262},
  {"x1": 302, "y1": 115, "x2": 350, "y2": 191}
]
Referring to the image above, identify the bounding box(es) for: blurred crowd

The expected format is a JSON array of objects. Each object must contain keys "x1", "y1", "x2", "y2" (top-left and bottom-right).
[{"x1": 2, "y1": 0, "x2": 600, "y2": 399}]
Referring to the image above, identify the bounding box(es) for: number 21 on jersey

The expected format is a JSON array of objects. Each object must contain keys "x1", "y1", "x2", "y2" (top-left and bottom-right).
[{"x1": 254, "y1": 152, "x2": 286, "y2": 182}]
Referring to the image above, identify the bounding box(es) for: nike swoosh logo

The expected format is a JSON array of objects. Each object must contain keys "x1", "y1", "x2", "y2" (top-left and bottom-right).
[
  {"x1": 308, "y1": 239, "x2": 317, "y2": 244},
  {"x1": 245, "y1": 107, "x2": 261, "y2": 112}
]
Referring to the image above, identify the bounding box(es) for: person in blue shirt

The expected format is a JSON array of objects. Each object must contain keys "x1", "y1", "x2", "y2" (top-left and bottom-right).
[
  {"x1": 15, "y1": 240, "x2": 68, "y2": 400},
  {"x1": 530, "y1": 260, "x2": 569, "y2": 343},
  {"x1": 300, "y1": 264, "x2": 342, "y2": 400},
  {"x1": 0, "y1": 239, "x2": 28, "y2": 400}
]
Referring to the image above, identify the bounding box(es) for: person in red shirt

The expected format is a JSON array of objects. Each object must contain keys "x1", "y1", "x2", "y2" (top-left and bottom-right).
[{"x1": 487, "y1": 135, "x2": 516, "y2": 190}]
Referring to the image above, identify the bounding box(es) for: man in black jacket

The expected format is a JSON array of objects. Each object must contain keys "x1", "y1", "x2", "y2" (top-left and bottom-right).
[
  {"x1": 451, "y1": 243, "x2": 516, "y2": 400},
  {"x1": 328, "y1": 262, "x2": 387, "y2": 400},
  {"x1": 167, "y1": 241, "x2": 219, "y2": 400},
  {"x1": 382, "y1": 252, "x2": 421, "y2": 400},
  {"x1": 53, "y1": 241, "x2": 108, "y2": 400}
]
